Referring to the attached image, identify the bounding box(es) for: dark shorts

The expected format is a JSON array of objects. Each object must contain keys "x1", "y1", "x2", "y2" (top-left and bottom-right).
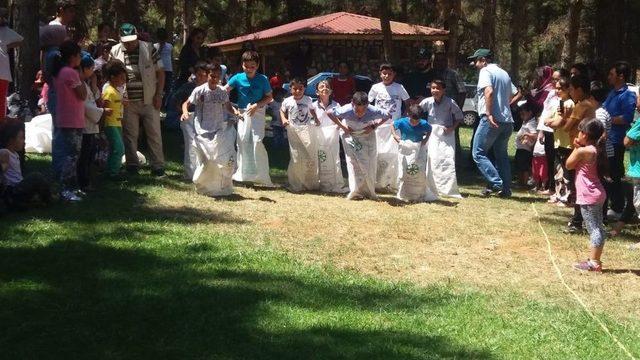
[{"x1": 515, "y1": 148, "x2": 532, "y2": 173}]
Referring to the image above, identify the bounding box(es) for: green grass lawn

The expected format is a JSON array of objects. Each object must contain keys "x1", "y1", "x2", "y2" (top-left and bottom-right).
[{"x1": 1, "y1": 128, "x2": 639, "y2": 359}]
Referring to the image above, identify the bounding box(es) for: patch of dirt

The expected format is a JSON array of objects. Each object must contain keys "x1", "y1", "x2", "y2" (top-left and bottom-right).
[{"x1": 158, "y1": 185, "x2": 640, "y2": 321}]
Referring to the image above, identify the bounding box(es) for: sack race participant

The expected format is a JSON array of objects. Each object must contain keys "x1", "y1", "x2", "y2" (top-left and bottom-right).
[
  {"x1": 225, "y1": 50, "x2": 273, "y2": 186},
  {"x1": 392, "y1": 104, "x2": 436, "y2": 202},
  {"x1": 368, "y1": 63, "x2": 410, "y2": 190},
  {"x1": 327, "y1": 91, "x2": 390, "y2": 200},
  {"x1": 420, "y1": 80, "x2": 463, "y2": 198},
  {"x1": 280, "y1": 77, "x2": 320, "y2": 192},
  {"x1": 181, "y1": 63, "x2": 239, "y2": 196},
  {"x1": 314, "y1": 80, "x2": 346, "y2": 193},
  {"x1": 177, "y1": 62, "x2": 210, "y2": 180}
]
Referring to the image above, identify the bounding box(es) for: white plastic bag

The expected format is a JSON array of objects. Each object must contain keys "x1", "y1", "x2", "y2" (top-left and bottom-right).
[
  {"x1": 24, "y1": 114, "x2": 53, "y2": 153},
  {"x1": 426, "y1": 125, "x2": 462, "y2": 198},
  {"x1": 342, "y1": 130, "x2": 377, "y2": 199},
  {"x1": 286, "y1": 124, "x2": 319, "y2": 192},
  {"x1": 316, "y1": 124, "x2": 346, "y2": 193},
  {"x1": 397, "y1": 140, "x2": 438, "y2": 202},
  {"x1": 193, "y1": 125, "x2": 237, "y2": 196},
  {"x1": 375, "y1": 123, "x2": 399, "y2": 190},
  {"x1": 233, "y1": 107, "x2": 273, "y2": 186}
]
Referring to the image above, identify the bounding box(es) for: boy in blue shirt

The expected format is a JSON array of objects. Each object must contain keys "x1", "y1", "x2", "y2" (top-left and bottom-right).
[
  {"x1": 327, "y1": 91, "x2": 389, "y2": 200},
  {"x1": 392, "y1": 104, "x2": 434, "y2": 202},
  {"x1": 226, "y1": 50, "x2": 274, "y2": 186}
]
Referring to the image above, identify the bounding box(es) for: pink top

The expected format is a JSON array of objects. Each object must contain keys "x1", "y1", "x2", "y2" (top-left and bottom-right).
[
  {"x1": 53, "y1": 66, "x2": 85, "y2": 128},
  {"x1": 575, "y1": 145, "x2": 606, "y2": 205}
]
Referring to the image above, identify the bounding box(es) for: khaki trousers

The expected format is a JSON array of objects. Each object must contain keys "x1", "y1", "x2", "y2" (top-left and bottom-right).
[{"x1": 123, "y1": 101, "x2": 165, "y2": 170}]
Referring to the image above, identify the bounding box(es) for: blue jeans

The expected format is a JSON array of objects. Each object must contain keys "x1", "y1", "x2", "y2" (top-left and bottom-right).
[{"x1": 472, "y1": 116, "x2": 513, "y2": 195}]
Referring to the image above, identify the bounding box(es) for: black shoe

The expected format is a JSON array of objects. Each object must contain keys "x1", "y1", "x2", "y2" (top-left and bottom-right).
[
  {"x1": 562, "y1": 223, "x2": 584, "y2": 234},
  {"x1": 480, "y1": 187, "x2": 501, "y2": 197},
  {"x1": 497, "y1": 189, "x2": 512, "y2": 198},
  {"x1": 151, "y1": 168, "x2": 166, "y2": 178},
  {"x1": 126, "y1": 166, "x2": 139, "y2": 175}
]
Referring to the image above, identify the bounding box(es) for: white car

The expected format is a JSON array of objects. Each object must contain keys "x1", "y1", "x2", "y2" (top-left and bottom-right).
[{"x1": 462, "y1": 84, "x2": 479, "y2": 127}]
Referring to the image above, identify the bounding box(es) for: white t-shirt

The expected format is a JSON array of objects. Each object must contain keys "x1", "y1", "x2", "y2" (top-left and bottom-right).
[
  {"x1": 281, "y1": 95, "x2": 315, "y2": 126},
  {"x1": 515, "y1": 117, "x2": 538, "y2": 151},
  {"x1": 0, "y1": 26, "x2": 23, "y2": 82},
  {"x1": 48, "y1": 19, "x2": 63, "y2": 26},
  {"x1": 313, "y1": 99, "x2": 340, "y2": 127},
  {"x1": 537, "y1": 90, "x2": 557, "y2": 132},
  {"x1": 368, "y1": 82, "x2": 409, "y2": 120},
  {"x1": 153, "y1": 42, "x2": 173, "y2": 72},
  {"x1": 188, "y1": 83, "x2": 229, "y2": 134}
]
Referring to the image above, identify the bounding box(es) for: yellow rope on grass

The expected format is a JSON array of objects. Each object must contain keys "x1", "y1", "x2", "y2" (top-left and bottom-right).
[{"x1": 531, "y1": 203, "x2": 637, "y2": 360}]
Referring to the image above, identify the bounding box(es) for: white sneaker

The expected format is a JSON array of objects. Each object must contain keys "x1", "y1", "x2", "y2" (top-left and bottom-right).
[
  {"x1": 60, "y1": 190, "x2": 82, "y2": 202},
  {"x1": 607, "y1": 209, "x2": 622, "y2": 220}
]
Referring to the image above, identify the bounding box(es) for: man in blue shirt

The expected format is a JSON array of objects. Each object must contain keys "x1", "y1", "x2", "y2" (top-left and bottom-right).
[
  {"x1": 603, "y1": 61, "x2": 638, "y2": 216},
  {"x1": 468, "y1": 49, "x2": 519, "y2": 197}
]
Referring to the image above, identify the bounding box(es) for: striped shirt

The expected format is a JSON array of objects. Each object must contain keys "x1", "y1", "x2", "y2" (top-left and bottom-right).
[{"x1": 123, "y1": 46, "x2": 161, "y2": 102}]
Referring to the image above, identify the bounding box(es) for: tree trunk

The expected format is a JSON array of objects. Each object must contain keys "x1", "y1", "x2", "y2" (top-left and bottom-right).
[
  {"x1": 183, "y1": 0, "x2": 193, "y2": 45},
  {"x1": 400, "y1": 0, "x2": 408, "y2": 22},
  {"x1": 509, "y1": 0, "x2": 526, "y2": 83},
  {"x1": 438, "y1": 0, "x2": 461, "y2": 69},
  {"x1": 112, "y1": 0, "x2": 141, "y2": 26},
  {"x1": 245, "y1": 0, "x2": 254, "y2": 33},
  {"x1": 561, "y1": 0, "x2": 583, "y2": 69},
  {"x1": 160, "y1": 0, "x2": 175, "y2": 37},
  {"x1": 379, "y1": 0, "x2": 393, "y2": 63},
  {"x1": 13, "y1": 0, "x2": 39, "y2": 110},
  {"x1": 481, "y1": 0, "x2": 496, "y2": 49}
]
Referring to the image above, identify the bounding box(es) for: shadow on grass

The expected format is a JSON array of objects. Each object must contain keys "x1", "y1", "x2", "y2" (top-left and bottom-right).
[
  {"x1": 0, "y1": 238, "x2": 492, "y2": 359},
  {"x1": 602, "y1": 269, "x2": 640, "y2": 276}
]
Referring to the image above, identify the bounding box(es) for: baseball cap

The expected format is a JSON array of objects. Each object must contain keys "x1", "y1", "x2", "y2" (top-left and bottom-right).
[
  {"x1": 467, "y1": 48, "x2": 492, "y2": 60},
  {"x1": 119, "y1": 23, "x2": 138, "y2": 42}
]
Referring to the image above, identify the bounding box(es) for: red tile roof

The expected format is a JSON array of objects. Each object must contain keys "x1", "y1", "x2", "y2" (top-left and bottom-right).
[{"x1": 210, "y1": 12, "x2": 448, "y2": 48}]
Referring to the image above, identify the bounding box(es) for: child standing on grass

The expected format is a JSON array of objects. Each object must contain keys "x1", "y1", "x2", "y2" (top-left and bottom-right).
[
  {"x1": 313, "y1": 80, "x2": 346, "y2": 193},
  {"x1": 623, "y1": 98, "x2": 640, "y2": 250},
  {"x1": 391, "y1": 104, "x2": 434, "y2": 202},
  {"x1": 567, "y1": 118, "x2": 608, "y2": 272},
  {"x1": 368, "y1": 63, "x2": 410, "y2": 190},
  {"x1": 514, "y1": 102, "x2": 539, "y2": 188},
  {"x1": 52, "y1": 40, "x2": 86, "y2": 202},
  {"x1": 327, "y1": 91, "x2": 390, "y2": 200},
  {"x1": 225, "y1": 50, "x2": 274, "y2": 186},
  {"x1": 101, "y1": 59, "x2": 127, "y2": 180},
  {"x1": 420, "y1": 79, "x2": 463, "y2": 198},
  {"x1": 78, "y1": 53, "x2": 110, "y2": 191},
  {"x1": 182, "y1": 64, "x2": 239, "y2": 197},
  {"x1": 0, "y1": 119, "x2": 51, "y2": 210},
  {"x1": 280, "y1": 76, "x2": 320, "y2": 192}
]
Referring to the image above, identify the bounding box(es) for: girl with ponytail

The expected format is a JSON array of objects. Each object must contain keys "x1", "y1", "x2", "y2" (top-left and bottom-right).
[{"x1": 52, "y1": 40, "x2": 87, "y2": 202}]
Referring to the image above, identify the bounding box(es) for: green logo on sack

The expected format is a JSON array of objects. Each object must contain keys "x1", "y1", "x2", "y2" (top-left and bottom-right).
[
  {"x1": 318, "y1": 150, "x2": 327, "y2": 162},
  {"x1": 350, "y1": 139, "x2": 363, "y2": 152},
  {"x1": 407, "y1": 163, "x2": 419, "y2": 175},
  {"x1": 227, "y1": 156, "x2": 235, "y2": 167}
]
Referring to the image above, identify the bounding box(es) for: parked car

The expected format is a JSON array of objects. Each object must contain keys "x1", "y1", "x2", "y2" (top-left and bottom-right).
[
  {"x1": 462, "y1": 83, "x2": 479, "y2": 127},
  {"x1": 283, "y1": 72, "x2": 374, "y2": 101}
]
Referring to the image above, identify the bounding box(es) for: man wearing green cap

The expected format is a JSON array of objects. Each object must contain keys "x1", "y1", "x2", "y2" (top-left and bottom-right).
[
  {"x1": 468, "y1": 48, "x2": 519, "y2": 197},
  {"x1": 110, "y1": 23, "x2": 166, "y2": 177}
]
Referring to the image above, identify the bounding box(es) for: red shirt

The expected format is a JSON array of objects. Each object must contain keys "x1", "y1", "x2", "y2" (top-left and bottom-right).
[{"x1": 330, "y1": 76, "x2": 355, "y2": 106}]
